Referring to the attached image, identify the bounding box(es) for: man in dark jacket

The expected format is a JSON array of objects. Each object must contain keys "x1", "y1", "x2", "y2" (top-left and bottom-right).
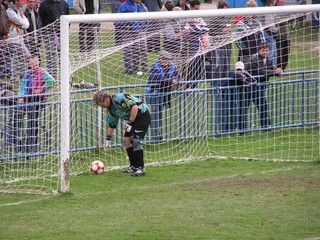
[
  {"x1": 24, "y1": 0, "x2": 42, "y2": 56},
  {"x1": 38, "y1": 0, "x2": 69, "y2": 79},
  {"x1": 245, "y1": 41, "x2": 282, "y2": 129}
]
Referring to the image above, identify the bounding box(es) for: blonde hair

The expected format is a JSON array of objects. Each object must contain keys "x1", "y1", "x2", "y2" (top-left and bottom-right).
[
  {"x1": 92, "y1": 90, "x2": 109, "y2": 105},
  {"x1": 246, "y1": 0, "x2": 257, "y2": 7}
]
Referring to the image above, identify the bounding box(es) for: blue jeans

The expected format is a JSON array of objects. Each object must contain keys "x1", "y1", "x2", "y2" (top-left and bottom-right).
[{"x1": 146, "y1": 94, "x2": 164, "y2": 140}]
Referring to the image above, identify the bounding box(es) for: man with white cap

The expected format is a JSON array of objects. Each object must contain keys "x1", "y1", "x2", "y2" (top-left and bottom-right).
[{"x1": 220, "y1": 61, "x2": 256, "y2": 133}]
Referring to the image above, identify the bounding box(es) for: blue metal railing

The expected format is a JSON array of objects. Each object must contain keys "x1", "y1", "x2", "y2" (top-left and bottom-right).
[{"x1": 0, "y1": 70, "x2": 319, "y2": 161}]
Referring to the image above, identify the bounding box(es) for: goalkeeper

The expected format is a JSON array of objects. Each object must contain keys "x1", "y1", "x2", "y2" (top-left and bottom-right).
[{"x1": 92, "y1": 91, "x2": 151, "y2": 176}]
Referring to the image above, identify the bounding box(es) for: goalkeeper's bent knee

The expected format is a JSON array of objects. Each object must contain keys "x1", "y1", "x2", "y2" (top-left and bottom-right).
[{"x1": 132, "y1": 137, "x2": 143, "y2": 151}]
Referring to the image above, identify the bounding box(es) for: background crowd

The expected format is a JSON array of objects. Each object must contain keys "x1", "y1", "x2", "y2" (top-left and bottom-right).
[{"x1": 0, "y1": 0, "x2": 298, "y2": 151}]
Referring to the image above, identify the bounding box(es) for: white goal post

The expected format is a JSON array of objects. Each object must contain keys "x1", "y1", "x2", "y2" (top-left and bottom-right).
[
  {"x1": 58, "y1": 4, "x2": 320, "y2": 193},
  {"x1": 0, "y1": 3, "x2": 319, "y2": 194}
]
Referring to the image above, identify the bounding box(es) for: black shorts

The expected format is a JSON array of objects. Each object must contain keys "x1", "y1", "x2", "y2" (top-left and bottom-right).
[{"x1": 124, "y1": 110, "x2": 151, "y2": 139}]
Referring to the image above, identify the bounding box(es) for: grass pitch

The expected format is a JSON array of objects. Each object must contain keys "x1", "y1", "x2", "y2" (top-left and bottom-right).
[{"x1": 1, "y1": 159, "x2": 319, "y2": 240}]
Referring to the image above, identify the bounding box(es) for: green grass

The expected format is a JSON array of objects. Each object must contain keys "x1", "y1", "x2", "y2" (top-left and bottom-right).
[{"x1": 1, "y1": 159, "x2": 320, "y2": 240}]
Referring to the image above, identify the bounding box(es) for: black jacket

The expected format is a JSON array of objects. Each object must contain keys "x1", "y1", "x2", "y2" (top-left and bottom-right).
[
  {"x1": 245, "y1": 53, "x2": 279, "y2": 82},
  {"x1": 24, "y1": 8, "x2": 42, "y2": 33},
  {"x1": 39, "y1": 0, "x2": 69, "y2": 28}
]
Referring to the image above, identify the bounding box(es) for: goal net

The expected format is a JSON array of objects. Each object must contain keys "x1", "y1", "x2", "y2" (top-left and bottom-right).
[{"x1": 0, "y1": 4, "x2": 319, "y2": 194}]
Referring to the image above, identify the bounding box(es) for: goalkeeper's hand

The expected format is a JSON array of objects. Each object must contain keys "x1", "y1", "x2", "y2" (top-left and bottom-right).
[
  {"x1": 104, "y1": 136, "x2": 112, "y2": 152},
  {"x1": 124, "y1": 122, "x2": 132, "y2": 133}
]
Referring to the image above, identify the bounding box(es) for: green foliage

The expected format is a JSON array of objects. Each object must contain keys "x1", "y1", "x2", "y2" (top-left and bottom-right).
[{"x1": 1, "y1": 159, "x2": 320, "y2": 240}]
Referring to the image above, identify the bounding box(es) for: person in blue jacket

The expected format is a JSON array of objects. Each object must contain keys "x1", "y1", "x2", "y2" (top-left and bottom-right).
[
  {"x1": 146, "y1": 51, "x2": 180, "y2": 140},
  {"x1": 115, "y1": 0, "x2": 141, "y2": 74}
]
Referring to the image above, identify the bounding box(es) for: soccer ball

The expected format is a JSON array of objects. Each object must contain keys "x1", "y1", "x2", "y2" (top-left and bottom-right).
[{"x1": 90, "y1": 160, "x2": 105, "y2": 175}]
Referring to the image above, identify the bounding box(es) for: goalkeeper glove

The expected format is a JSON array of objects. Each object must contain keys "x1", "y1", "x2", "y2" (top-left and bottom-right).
[
  {"x1": 104, "y1": 135, "x2": 112, "y2": 152},
  {"x1": 125, "y1": 122, "x2": 133, "y2": 133}
]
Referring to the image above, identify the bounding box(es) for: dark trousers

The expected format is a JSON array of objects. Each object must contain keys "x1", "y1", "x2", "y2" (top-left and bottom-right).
[
  {"x1": 237, "y1": 85, "x2": 270, "y2": 130},
  {"x1": 25, "y1": 106, "x2": 41, "y2": 147},
  {"x1": 146, "y1": 20, "x2": 162, "y2": 52},
  {"x1": 237, "y1": 85, "x2": 252, "y2": 131},
  {"x1": 220, "y1": 88, "x2": 237, "y2": 133},
  {"x1": 79, "y1": 23, "x2": 96, "y2": 52},
  {"x1": 147, "y1": 94, "x2": 165, "y2": 140},
  {"x1": 118, "y1": 30, "x2": 139, "y2": 74},
  {"x1": 5, "y1": 103, "x2": 40, "y2": 152},
  {"x1": 252, "y1": 85, "x2": 270, "y2": 128},
  {"x1": 22, "y1": 97, "x2": 43, "y2": 152},
  {"x1": 7, "y1": 106, "x2": 24, "y2": 151}
]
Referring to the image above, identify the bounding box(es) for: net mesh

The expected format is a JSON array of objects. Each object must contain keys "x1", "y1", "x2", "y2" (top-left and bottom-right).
[{"x1": 0, "y1": 7, "x2": 319, "y2": 194}]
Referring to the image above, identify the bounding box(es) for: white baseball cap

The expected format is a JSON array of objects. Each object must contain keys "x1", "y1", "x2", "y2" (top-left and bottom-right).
[{"x1": 235, "y1": 61, "x2": 244, "y2": 70}]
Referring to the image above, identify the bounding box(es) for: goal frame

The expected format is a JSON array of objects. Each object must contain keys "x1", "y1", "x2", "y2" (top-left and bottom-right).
[{"x1": 60, "y1": 4, "x2": 320, "y2": 193}]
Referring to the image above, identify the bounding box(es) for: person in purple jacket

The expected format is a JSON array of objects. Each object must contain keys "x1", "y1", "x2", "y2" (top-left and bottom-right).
[{"x1": 18, "y1": 55, "x2": 56, "y2": 153}]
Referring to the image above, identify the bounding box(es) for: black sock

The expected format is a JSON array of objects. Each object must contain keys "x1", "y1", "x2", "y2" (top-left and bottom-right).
[
  {"x1": 134, "y1": 150, "x2": 144, "y2": 168},
  {"x1": 126, "y1": 147, "x2": 135, "y2": 166}
]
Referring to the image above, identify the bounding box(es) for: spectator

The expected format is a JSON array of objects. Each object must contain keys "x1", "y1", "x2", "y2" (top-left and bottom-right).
[
  {"x1": 183, "y1": 0, "x2": 209, "y2": 89},
  {"x1": 227, "y1": 61, "x2": 256, "y2": 132},
  {"x1": 164, "y1": 0, "x2": 174, "y2": 11},
  {"x1": 6, "y1": 0, "x2": 30, "y2": 84},
  {"x1": 115, "y1": 0, "x2": 141, "y2": 75},
  {"x1": 146, "y1": 50, "x2": 180, "y2": 141},
  {"x1": 73, "y1": 0, "x2": 99, "y2": 53},
  {"x1": 0, "y1": 3, "x2": 9, "y2": 79},
  {"x1": 142, "y1": 0, "x2": 162, "y2": 52},
  {"x1": 1, "y1": 0, "x2": 10, "y2": 9},
  {"x1": 206, "y1": 0, "x2": 232, "y2": 86},
  {"x1": 0, "y1": 2, "x2": 8, "y2": 40},
  {"x1": 34, "y1": 0, "x2": 40, "y2": 10},
  {"x1": 24, "y1": 0, "x2": 42, "y2": 56},
  {"x1": 245, "y1": 41, "x2": 283, "y2": 129},
  {"x1": 176, "y1": 0, "x2": 189, "y2": 10},
  {"x1": 275, "y1": 0, "x2": 290, "y2": 71},
  {"x1": 162, "y1": 6, "x2": 189, "y2": 72},
  {"x1": 92, "y1": 91, "x2": 151, "y2": 176},
  {"x1": 0, "y1": 84, "x2": 24, "y2": 153},
  {"x1": 111, "y1": 0, "x2": 124, "y2": 13},
  {"x1": 236, "y1": 0, "x2": 266, "y2": 64},
  {"x1": 136, "y1": 0, "x2": 149, "y2": 73},
  {"x1": 18, "y1": 54, "x2": 56, "y2": 153},
  {"x1": 39, "y1": 0, "x2": 69, "y2": 79},
  {"x1": 264, "y1": 0, "x2": 277, "y2": 65},
  {"x1": 112, "y1": 0, "x2": 125, "y2": 46}
]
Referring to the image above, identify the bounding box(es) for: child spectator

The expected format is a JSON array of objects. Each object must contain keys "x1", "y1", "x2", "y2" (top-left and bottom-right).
[
  {"x1": 18, "y1": 55, "x2": 56, "y2": 153},
  {"x1": 228, "y1": 61, "x2": 256, "y2": 132}
]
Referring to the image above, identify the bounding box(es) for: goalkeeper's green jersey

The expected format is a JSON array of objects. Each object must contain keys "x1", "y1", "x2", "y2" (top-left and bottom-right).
[{"x1": 107, "y1": 93, "x2": 149, "y2": 129}]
